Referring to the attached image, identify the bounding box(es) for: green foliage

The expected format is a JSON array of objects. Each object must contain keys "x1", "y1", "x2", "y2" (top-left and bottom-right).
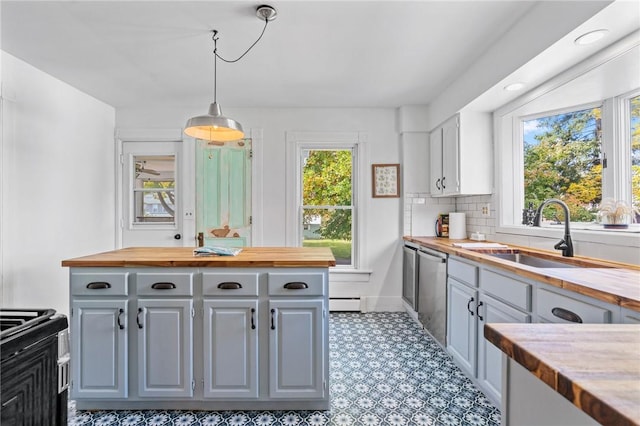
[
  {"x1": 524, "y1": 107, "x2": 602, "y2": 222},
  {"x1": 303, "y1": 150, "x2": 353, "y2": 240},
  {"x1": 631, "y1": 95, "x2": 640, "y2": 212},
  {"x1": 302, "y1": 239, "x2": 352, "y2": 263}
]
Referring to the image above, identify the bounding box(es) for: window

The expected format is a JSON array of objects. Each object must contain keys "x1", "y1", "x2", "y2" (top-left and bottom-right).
[
  {"x1": 522, "y1": 105, "x2": 602, "y2": 223},
  {"x1": 629, "y1": 94, "x2": 640, "y2": 219},
  {"x1": 286, "y1": 132, "x2": 366, "y2": 270},
  {"x1": 132, "y1": 155, "x2": 175, "y2": 224},
  {"x1": 301, "y1": 149, "x2": 354, "y2": 266}
]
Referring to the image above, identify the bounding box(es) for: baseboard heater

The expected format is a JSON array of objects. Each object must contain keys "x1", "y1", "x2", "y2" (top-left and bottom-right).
[{"x1": 329, "y1": 297, "x2": 361, "y2": 312}]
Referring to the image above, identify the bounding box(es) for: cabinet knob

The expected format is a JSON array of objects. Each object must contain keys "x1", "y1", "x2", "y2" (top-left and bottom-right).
[
  {"x1": 174, "y1": 233, "x2": 181, "y2": 240},
  {"x1": 435, "y1": 178, "x2": 441, "y2": 190},
  {"x1": 476, "y1": 301, "x2": 484, "y2": 321},
  {"x1": 117, "y1": 308, "x2": 125, "y2": 330},
  {"x1": 441, "y1": 176, "x2": 446, "y2": 189},
  {"x1": 270, "y1": 309, "x2": 276, "y2": 330},
  {"x1": 136, "y1": 308, "x2": 144, "y2": 329}
]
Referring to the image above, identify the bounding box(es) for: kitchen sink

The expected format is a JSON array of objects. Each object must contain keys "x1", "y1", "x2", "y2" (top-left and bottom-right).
[{"x1": 487, "y1": 253, "x2": 578, "y2": 269}]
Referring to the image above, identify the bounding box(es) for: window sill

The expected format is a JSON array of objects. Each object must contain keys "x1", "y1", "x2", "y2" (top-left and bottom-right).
[{"x1": 329, "y1": 268, "x2": 372, "y2": 282}]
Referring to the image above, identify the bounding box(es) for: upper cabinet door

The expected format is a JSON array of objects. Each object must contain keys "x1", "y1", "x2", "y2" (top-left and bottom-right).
[
  {"x1": 429, "y1": 128, "x2": 443, "y2": 195},
  {"x1": 442, "y1": 115, "x2": 460, "y2": 195}
]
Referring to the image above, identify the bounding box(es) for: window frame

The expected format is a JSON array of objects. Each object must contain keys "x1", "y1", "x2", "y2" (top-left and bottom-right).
[
  {"x1": 286, "y1": 132, "x2": 367, "y2": 270},
  {"x1": 494, "y1": 36, "x2": 640, "y2": 244}
]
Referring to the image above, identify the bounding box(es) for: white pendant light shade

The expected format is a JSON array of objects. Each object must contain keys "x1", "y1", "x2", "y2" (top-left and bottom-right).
[{"x1": 184, "y1": 102, "x2": 244, "y2": 141}]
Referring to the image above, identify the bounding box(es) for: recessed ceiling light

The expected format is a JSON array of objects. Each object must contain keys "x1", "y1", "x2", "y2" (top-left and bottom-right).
[
  {"x1": 574, "y1": 29, "x2": 609, "y2": 46},
  {"x1": 504, "y1": 82, "x2": 525, "y2": 92}
]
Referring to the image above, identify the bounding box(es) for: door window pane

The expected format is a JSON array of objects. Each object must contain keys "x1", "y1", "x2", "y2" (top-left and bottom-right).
[
  {"x1": 133, "y1": 156, "x2": 175, "y2": 224},
  {"x1": 522, "y1": 106, "x2": 602, "y2": 223}
]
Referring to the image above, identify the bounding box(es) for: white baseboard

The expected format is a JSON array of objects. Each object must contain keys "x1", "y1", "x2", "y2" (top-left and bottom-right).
[
  {"x1": 329, "y1": 298, "x2": 361, "y2": 312},
  {"x1": 361, "y1": 296, "x2": 404, "y2": 313}
]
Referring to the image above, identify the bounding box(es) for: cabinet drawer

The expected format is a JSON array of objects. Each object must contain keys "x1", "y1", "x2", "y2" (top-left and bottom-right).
[
  {"x1": 136, "y1": 272, "x2": 193, "y2": 296},
  {"x1": 71, "y1": 272, "x2": 128, "y2": 296},
  {"x1": 448, "y1": 258, "x2": 477, "y2": 287},
  {"x1": 268, "y1": 272, "x2": 325, "y2": 296},
  {"x1": 202, "y1": 272, "x2": 259, "y2": 297},
  {"x1": 537, "y1": 288, "x2": 611, "y2": 324},
  {"x1": 480, "y1": 269, "x2": 531, "y2": 311}
]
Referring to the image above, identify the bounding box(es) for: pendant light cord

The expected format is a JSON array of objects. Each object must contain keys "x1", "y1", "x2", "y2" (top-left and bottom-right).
[{"x1": 213, "y1": 18, "x2": 270, "y2": 64}]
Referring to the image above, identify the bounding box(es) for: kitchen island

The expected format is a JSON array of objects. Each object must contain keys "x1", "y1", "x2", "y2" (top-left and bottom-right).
[
  {"x1": 62, "y1": 247, "x2": 335, "y2": 411},
  {"x1": 485, "y1": 323, "x2": 640, "y2": 426}
]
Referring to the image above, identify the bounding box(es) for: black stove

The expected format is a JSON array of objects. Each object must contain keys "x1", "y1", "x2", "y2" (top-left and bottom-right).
[{"x1": 1, "y1": 309, "x2": 69, "y2": 426}]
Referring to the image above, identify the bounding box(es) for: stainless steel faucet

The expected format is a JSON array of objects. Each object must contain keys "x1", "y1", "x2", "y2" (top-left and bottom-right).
[{"x1": 532, "y1": 199, "x2": 574, "y2": 257}]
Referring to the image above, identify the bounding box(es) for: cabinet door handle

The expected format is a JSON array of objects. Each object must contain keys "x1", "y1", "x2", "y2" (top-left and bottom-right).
[
  {"x1": 86, "y1": 281, "x2": 111, "y2": 290},
  {"x1": 251, "y1": 308, "x2": 256, "y2": 330},
  {"x1": 467, "y1": 297, "x2": 475, "y2": 316},
  {"x1": 476, "y1": 301, "x2": 484, "y2": 321},
  {"x1": 137, "y1": 308, "x2": 144, "y2": 329},
  {"x1": 551, "y1": 307, "x2": 583, "y2": 323},
  {"x1": 218, "y1": 282, "x2": 242, "y2": 290},
  {"x1": 435, "y1": 178, "x2": 441, "y2": 190},
  {"x1": 151, "y1": 282, "x2": 176, "y2": 290},
  {"x1": 270, "y1": 308, "x2": 276, "y2": 330},
  {"x1": 441, "y1": 176, "x2": 446, "y2": 189},
  {"x1": 283, "y1": 282, "x2": 308, "y2": 290},
  {"x1": 117, "y1": 308, "x2": 124, "y2": 330}
]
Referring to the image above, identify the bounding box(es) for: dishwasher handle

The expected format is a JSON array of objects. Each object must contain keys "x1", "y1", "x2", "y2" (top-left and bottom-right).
[{"x1": 418, "y1": 249, "x2": 447, "y2": 263}]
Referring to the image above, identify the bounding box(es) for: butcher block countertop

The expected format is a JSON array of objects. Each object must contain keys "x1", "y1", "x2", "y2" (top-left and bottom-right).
[
  {"x1": 61, "y1": 247, "x2": 336, "y2": 268},
  {"x1": 404, "y1": 236, "x2": 640, "y2": 312},
  {"x1": 484, "y1": 323, "x2": 640, "y2": 426}
]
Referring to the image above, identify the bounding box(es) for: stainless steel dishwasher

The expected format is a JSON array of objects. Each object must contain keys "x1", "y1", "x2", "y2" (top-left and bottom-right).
[
  {"x1": 417, "y1": 247, "x2": 447, "y2": 346},
  {"x1": 402, "y1": 244, "x2": 419, "y2": 311}
]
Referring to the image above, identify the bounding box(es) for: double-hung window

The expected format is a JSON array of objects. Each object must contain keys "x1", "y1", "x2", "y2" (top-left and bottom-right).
[{"x1": 286, "y1": 132, "x2": 365, "y2": 269}]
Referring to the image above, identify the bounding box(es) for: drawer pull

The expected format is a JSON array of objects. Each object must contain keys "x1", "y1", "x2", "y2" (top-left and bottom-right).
[
  {"x1": 117, "y1": 308, "x2": 124, "y2": 330},
  {"x1": 86, "y1": 281, "x2": 111, "y2": 290},
  {"x1": 137, "y1": 308, "x2": 144, "y2": 329},
  {"x1": 218, "y1": 282, "x2": 242, "y2": 290},
  {"x1": 552, "y1": 307, "x2": 583, "y2": 323},
  {"x1": 467, "y1": 297, "x2": 475, "y2": 316},
  {"x1": 284, "y1": 282, "x2": 309, "y2": 290},
  {"x1": 270, "y1": 309, "x2": 276, "y2": 330},
  {"x1": 251, "y1": 308, "x2": 256, "y2": 330},
  {"x1": 435, "y1": 178, "x2": 441, "y2": 190},
  {"x1": 151, "y1": 282, "x2": 176, "y2": 290},
  {"x1": 476, "y1": 301, "x2": 484, "y2": 321}
]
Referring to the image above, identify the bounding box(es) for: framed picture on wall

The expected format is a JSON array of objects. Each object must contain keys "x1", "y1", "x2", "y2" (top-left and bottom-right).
[{"x1": 372, "y1": 164, "x2": 400, "y2": 198}]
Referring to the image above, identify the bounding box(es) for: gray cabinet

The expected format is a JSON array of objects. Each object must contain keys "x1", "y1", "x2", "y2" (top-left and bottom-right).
[
  {"x1": 447, "y1": 278, "x2": 477, "y2": 376},
  {"x1": 476, "y1": 293, "x2": 530, "y2": 404},
  {"x1": 537, "y1": 286, "x2": 613, "y2": 324},
  {"x1": 136, "y1": 298, "x2": 193, "y2": 398},
  {"x1": 70, "y1": 299, "x2": 128, "y2": 399},
  {"x1": 69, "y1": 266, "x2": 329, "y2": 411},
  {"x1": 269, "y1": 299, "x2": 325, "y2": 399},
  {"x1": 428, "y1": 111, "x2": 492, "y2": 197},
  {"x1": 203, "y1": 299, "x2": 258, "y2": 399},
  {"x1": 622, "y1": 307, "x2": 640, "y2": 324}
]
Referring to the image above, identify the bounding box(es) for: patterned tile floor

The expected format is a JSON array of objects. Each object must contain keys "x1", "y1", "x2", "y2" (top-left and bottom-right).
[{"x1": 69, "y1": 312, "x2": 500, "y2": 425}]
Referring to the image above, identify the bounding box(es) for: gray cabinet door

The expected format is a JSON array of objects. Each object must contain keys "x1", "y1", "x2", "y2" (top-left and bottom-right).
[
  {"x1": 71, "y1": 300, "x2": 127, "y2": 399},
  {"x1": 203, "y1": 299, "x2": 258, "y2": 399},
  {"x1": 137, "y1": 298, "x2": 193, "y2": 397},
  {"x1": 269, "y1": 299, "x2": 325, "y2": 399},
  {"x1": 446, "y1": 278, "x2": 477, "y2": 376},
  {"x1": 476, "y1": 293, "x2": 530, "y2": 405}
]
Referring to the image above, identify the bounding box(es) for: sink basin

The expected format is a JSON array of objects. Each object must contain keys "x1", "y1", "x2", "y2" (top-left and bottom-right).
[{"x1": 487, "y1": 253, "x2": 578, "y2": 269}]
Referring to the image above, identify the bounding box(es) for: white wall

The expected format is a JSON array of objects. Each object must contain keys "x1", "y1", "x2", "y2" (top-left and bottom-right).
[
  {"x1": 1, "y1": 52, "x2": 116, "y2": 316},
  {"x1": 117, "y1": 106, "x2": 404, "y2": 311}
]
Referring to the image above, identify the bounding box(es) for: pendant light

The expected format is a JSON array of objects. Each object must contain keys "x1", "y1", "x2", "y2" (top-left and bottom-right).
[{"x1": 184, "y1": 5, "x2": 277, "y2": 142}]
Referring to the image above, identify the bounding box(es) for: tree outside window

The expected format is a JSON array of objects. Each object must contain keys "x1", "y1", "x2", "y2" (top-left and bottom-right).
[
  {"x1": 630, "y1": 95, "x2": 640, "y2": 218},
  {"x1": 523, "y1": 106, "x2": 602, "y2": 222},
  {"x1": 301, "y1": 149, "x2": 354, "y2": 266}
]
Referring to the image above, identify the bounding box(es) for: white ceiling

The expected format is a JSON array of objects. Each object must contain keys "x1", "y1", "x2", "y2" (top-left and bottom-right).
[{"x1": 1, "y1": 1, "x2": 638, "y2": 110}]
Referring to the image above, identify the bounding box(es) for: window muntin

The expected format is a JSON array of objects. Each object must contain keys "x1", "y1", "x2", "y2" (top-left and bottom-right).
[
  {"x1": 301, "y1": 149, "x2": 354, "y2": 266},
  {"x1": 132, "y1": 155, "x2": 176, "y2": 224},
  {"x1": 522, "y1": 106, "x2": 602, "y2": 223}
]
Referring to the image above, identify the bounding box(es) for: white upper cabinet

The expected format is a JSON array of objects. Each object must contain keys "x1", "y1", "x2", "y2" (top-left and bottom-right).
[
  {"x1": 429, "y1": 111, "x2": 493, "y2": 196},
  {"x1": 402, "y1": 132, "x2": 430, "y2": 194}
]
